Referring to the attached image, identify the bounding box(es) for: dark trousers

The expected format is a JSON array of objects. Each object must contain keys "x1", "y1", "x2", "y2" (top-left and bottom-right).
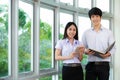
[
  {"x1": 85, "y1": 62, "x2": 110, "y2": 80},
  {"x1": 62, "y1": 65, "x2": 83, "y2": 80}
]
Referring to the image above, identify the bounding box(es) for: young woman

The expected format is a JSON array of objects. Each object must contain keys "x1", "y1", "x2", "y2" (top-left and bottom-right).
[{"x1": 55, "y1": 22, "x2": 84, "y2": 80}]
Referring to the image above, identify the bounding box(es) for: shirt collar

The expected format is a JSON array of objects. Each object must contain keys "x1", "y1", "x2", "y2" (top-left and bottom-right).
[
  {"x1": 65, "y1": 38, "x2": 78, "y2": 45},
  {"x1": 91, "y1": 25, "x2": 104, "y2": 31}
]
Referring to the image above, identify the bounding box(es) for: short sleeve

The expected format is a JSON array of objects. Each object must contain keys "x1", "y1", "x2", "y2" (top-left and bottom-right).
[
  {"x1": 78, "y1": 41, "x2": 84, "y2": 46},
  {"x1": 55, "y1": 40, "x2": 63, "y2": 50}
]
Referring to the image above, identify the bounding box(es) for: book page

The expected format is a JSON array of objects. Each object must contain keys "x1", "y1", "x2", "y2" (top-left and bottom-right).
[{"x1": 88, "y1": 41, "x2": 115, "y2": 58}]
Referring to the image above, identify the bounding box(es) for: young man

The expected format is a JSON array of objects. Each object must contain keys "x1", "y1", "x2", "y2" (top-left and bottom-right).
[{"x1": 82, "y1": 7, "x2": 116, "y2": 80}]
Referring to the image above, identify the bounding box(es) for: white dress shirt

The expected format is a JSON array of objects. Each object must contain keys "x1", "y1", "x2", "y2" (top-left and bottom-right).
[
  {"x1": 55, "y1": 38, "x2": 83, "y2": 63},
  {"x1": 82, "y1": 26, "x2": 116, "y2": 62}
]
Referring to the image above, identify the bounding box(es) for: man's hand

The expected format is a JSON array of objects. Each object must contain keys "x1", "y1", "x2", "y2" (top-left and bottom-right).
[
  {"x1": 85, "y1": 49, "x2": 95, "y2": 55},
  {"x1": 99, "y1": 52, "x2": 111, "y2": 58}
]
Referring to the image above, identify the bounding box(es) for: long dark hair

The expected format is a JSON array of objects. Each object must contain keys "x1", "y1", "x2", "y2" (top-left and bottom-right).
[{"x1": 63, "y1": 22, "x2": 78, "y2": 40}]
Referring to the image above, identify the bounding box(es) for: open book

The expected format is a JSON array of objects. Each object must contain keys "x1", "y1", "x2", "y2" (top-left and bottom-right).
[{"x1": 89, "y1": 41, "x2": 115, "y2": 58}]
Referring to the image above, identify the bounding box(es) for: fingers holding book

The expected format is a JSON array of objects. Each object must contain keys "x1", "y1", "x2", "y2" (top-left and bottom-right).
[
  {"x1": 75, "y1": 45, "x2": 85, "y2": 54},
  {"x1": 85, "y1": 49, "x2": 95, "y2": 55}
]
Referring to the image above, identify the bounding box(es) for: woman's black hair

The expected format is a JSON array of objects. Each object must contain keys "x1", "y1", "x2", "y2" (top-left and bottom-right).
[
  {"x1": 63, "y1": 22, "x2": 78, "y2": 40},
  {"x1": 88, "y1": 7, "x2": 102, "y2": 19}
]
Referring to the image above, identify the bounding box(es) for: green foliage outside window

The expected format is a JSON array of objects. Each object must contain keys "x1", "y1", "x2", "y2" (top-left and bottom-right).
[
  {"x1": 40, "y1": 76, "x2": 52, "y2": 80},
  {"x1": 0, "y1": 47, "x2": 8, "y2": 77},
  {"x1": 0, "y1": 4, "x2": 53, "y2": 77},
  {"x1": 40, "y1": 21, "x2": 52, "y2": 69},
  {"x1": 0, "y1": 4, "x2": 8, "y2": 77}
]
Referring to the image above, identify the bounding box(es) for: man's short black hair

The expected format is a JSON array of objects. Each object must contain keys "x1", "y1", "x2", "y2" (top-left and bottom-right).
[{"x1": 88, "y1": 7, "x2": 102, "y2": 19}]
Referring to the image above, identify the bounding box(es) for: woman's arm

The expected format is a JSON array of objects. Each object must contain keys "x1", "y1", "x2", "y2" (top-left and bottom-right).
[{"x1": 55, "y1": 49, "x2": 75, "y2": 61}]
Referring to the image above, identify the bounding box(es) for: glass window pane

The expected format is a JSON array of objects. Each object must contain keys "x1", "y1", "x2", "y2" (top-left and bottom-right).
[
  {"x1": 0, "y1": 0, "x2": 9, "y2": 77},
  {"x1": 60, "y1": 12, "x2": 73, "y2": 39},
  {"x1": 40, "y1": 8, "x2": 54, "y2": 69},
  {"x1": 96, "y1": 0, "x2": 110, "y2": 12},
  {"x1": 39, "y1": 75, "x2": 52, "y2": 80},
  {"x1": 18, "y1": 1, "x2": 33, "y2": 73},
  {"x1": 60, "y1": 0, "x2": 73, "y2": 5},
  {"x1": 59, "y1": 73, "x2": 62, "y2": 80},
  {"x1": 78, "y1": 0, "x2": 91, "y2": 9},
  {"x1": 78, "y1": 16, "x2": 91, "y2": 41},
  {"x1": 101, "y1": 19, "x2": 110, "y2": 29}
]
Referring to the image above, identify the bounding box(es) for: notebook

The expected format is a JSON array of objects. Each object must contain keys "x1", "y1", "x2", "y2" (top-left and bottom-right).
[{"x1": 89, "y1": 41, "x2": 115, "y2": 58}]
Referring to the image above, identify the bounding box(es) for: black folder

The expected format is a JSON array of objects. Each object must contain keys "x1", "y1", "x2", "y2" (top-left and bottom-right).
[{"x1": 89, "y1": 41, "x2": 115, "y2": 58}]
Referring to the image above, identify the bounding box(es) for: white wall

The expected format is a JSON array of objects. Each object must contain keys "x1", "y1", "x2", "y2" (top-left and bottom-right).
[{"x1": 113, "y1": 0, "x2": 120, "y2": 80}]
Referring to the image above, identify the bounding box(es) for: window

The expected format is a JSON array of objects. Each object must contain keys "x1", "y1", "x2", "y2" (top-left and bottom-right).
[
  {"x1": 60, "y1": 0, "x2": 73, "y2": 5},
  {"x1": 96, "y1": 0, "x2": 110, "y2": 12},
  {"x1": 40, "y1": 8, "x2": 54, "y2": 69},
  {"x1": 0, "y1": 0, "x2": 9, "y2": 77},
  {"x1": 18, "y1": 1, "x2": 33, "y2": 73},
  {"x1": 78, "y1": 0, "x2": 91, "y2": 9},
  {"x1": 39, "y1": 76, "x2": 52, "y2": 80},
  {"x1": 101, "y1": 19, "x2": 110, "y2": 29},
  {"x1": 78, "y1": 16, "x2": 91, "y2": 41}
]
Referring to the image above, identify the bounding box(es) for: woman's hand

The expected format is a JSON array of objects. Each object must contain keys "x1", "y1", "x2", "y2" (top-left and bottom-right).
[
  {"x1": 75, "y1": 45, "x2": 85, "y2": 54},
  {"x1": 76, "y1": 45, "x2": 85, "y2": 61}
]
